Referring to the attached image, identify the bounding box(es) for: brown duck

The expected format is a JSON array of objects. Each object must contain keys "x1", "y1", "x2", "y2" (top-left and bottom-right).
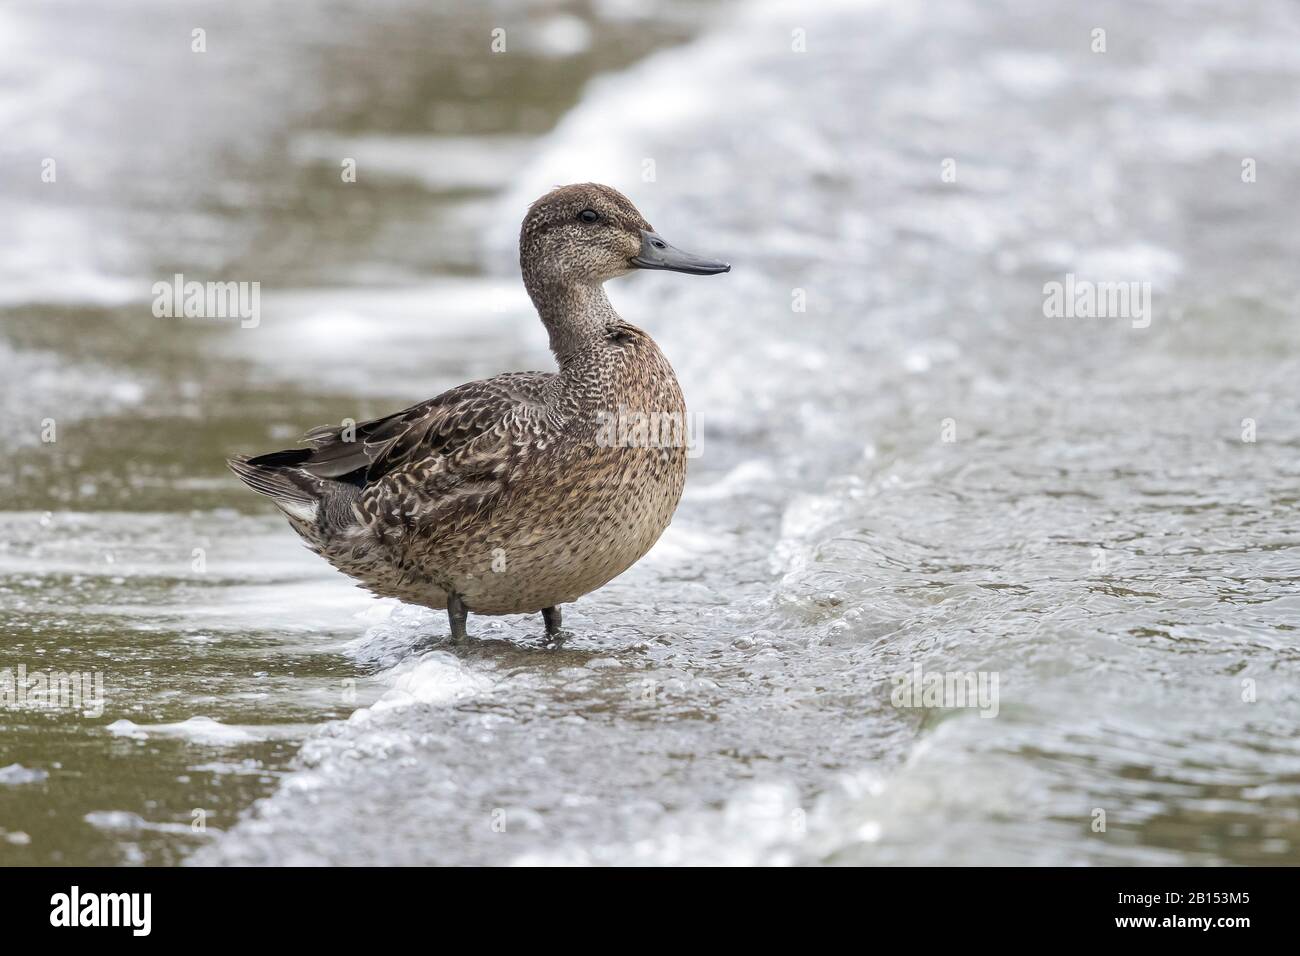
[{"x1": 228, "y1": 184, "x2": 729, "y2": 641}]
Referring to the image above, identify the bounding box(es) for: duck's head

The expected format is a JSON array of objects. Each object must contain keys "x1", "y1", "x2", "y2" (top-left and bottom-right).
[{"x1": 519, "y1": 183, "x2": 730, "y2": 289}]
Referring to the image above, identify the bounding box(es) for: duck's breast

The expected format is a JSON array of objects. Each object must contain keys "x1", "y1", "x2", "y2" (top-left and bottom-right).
[{"x1": 455, "y1": 333, "x2": 689, "y2": 613}]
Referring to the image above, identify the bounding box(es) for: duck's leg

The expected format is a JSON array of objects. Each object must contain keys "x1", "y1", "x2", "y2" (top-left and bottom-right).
[
  {"x1": 542, "y1": 605, "x2": 562, "y2": 637},
  {"x1": 448, "y1": 593, "x2": 469, "y2": 643}
]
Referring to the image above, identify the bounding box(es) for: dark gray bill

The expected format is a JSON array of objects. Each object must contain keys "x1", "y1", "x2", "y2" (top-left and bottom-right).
[{"x1": 630, "y1": 229, "x2": 730, "y2": 275}]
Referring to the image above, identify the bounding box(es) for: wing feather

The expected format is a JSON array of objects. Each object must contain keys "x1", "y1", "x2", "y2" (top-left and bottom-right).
[{"x1": 234, "y1": 371, "x2": 556, "y2": 520}]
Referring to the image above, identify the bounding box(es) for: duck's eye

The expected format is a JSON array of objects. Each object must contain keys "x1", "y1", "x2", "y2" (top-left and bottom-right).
[{"x1": 577, "y1": 209, "x2": 600, "y2": 224}]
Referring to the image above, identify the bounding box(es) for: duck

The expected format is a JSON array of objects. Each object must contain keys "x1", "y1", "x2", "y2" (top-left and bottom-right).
[{"x1": 228, "y1": 183, "x2": 729, "y2": 642}]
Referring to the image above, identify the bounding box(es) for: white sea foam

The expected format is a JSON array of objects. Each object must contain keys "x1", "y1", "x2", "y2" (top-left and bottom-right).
[
  {"x1": 512, "y1": 780, "x2": 809, "y2": 866},
  {"x1": 290, "y1": 133, "x2": 534, "y2": 191},
  {"x1": 360, "y1": 652, "x2": 495, "y2": 717},
  {"x1": 639, "y1": 521, "x2": 732, "y2": 567},
  {"x1": 106, "y1": 716, "x2": 260, "y2": 745},
  {"x1": 84, "y1": 810, "x2": 198, "y2": 836},
  {"x1": 683, "y1": 460, "x2": 776, "y2": 502},
  {"x1": 0, "y1": 764, "x2": 48, "y2": 786},
  {"x1": 0, "y1": 345, "x2": 148, "y2": 452},
  {"x1": 218, "y1": 279, "x2": 545, "y2": 395},
  {"x1": 530, "y1": 15, "x2": 594, "y2": 58},
  {"x1": 339, "y1": 601, "x2": 496, "y2": 716}
]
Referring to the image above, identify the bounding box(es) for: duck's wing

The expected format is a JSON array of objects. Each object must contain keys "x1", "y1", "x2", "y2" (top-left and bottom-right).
[
  {"x1": 305, "y1": 371, "x2": 555, "y2": 485},
  {"x1": 229, "y1": 371, "x2": 555, "y2": 520}
]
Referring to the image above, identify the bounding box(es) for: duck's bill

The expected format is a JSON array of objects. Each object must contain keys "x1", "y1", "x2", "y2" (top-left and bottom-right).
[{"x1": 631, "y1": 229, "x2": 730, "y2": 275}]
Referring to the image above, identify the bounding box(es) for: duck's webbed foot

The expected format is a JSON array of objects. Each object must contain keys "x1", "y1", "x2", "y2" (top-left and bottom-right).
[
  {"x1": 542, "y1": 605, "x2": 563, "y2": 638},
  {"x1": 448, "y1": 593, "x2": 469, "y2": 644}
]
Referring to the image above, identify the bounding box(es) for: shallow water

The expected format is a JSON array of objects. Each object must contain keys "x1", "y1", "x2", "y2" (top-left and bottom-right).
[{"x1": 3, "y1": 0, "x2": 1299, "y2": 865}]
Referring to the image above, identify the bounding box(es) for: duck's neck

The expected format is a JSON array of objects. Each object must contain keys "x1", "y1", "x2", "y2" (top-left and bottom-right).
[{"x1": 525, "y1": 276, "x2": 619, "y2": 367}]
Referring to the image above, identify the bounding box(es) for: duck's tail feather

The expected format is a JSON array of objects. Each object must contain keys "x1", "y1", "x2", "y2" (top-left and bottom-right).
[{"x1": 226, "y1": 453, "x2": 320, "y2": 519}]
